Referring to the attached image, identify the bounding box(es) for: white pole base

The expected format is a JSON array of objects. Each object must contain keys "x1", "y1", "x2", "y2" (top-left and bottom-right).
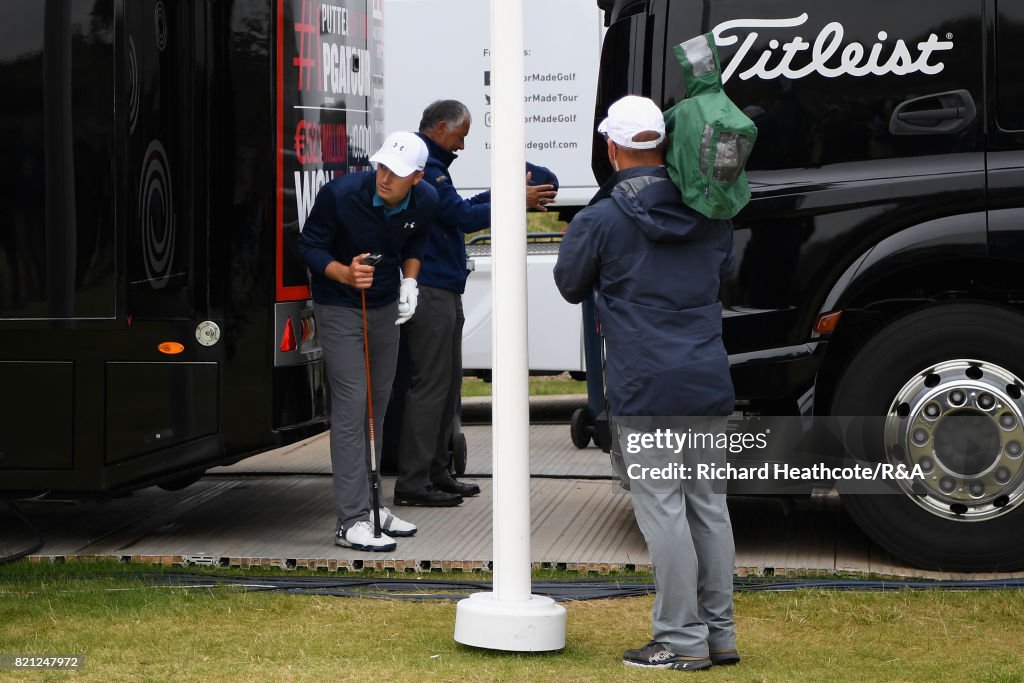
[{"x1": 454, "y1": 592, "x2": 567, "y2": 652}]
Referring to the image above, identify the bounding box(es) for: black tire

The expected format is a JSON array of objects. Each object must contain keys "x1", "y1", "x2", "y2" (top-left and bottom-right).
[
  {"x1": 451, "y1": 432, "x2": 468, "y2": 476},
  {"x1": 570, "y1": 407, "x2": 594, "y2": 449},
  {"x1": 593, "y1": 410, "x2": 612, "y2": 453},
  {"x1": 831, "y1": 303, "x2": 1024, "y2": 572}
]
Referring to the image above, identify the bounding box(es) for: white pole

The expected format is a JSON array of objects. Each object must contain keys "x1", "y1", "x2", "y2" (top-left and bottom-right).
[
  {"x1": 453, "y1": 0, "x2": 565, "y2": 652},
  {"x1": 489, "y1": 0, "x2": 531, "y2": 604}
]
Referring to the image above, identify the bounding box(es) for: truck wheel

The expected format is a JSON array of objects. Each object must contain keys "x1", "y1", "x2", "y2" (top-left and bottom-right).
[
  {"x1": 570, "y1": 407, "x2": 594, "y2": 448},
  {"x1": 831, "y1": 303, "x2": 1024, "y2": 571}
]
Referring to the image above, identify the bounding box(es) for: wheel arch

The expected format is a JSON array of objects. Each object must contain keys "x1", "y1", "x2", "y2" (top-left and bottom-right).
[{"x1": 812, "y1": 256, "x2": 1024, "y2": 416}]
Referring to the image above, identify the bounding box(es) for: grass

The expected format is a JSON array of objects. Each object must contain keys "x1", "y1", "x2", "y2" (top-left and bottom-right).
[
  {"x1": 462, "y1": 373, "x2": 587, "y2": 398},
  {"x1": 466, "y1": 211, "x2": 568, "y2": 242},
  {"x1": 526, "y1": 211, "x2": 569, "y2": 234},
  {"x1": 2, "y1": 560, "x2": 1024, "y2": 682}
]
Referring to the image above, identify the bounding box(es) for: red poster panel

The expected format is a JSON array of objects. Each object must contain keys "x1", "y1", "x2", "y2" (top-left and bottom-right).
[{"x1": 276, "y1": 0, "x2": 384, "y2": 301}]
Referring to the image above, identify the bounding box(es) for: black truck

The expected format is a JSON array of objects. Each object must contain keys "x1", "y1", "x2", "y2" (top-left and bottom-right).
[
  {"x1": 595, "y1": 0, "x2": 1024, "y2": 571},
  {"x1": 0, "y1": 0, "x2": 381, "y2": 495}
]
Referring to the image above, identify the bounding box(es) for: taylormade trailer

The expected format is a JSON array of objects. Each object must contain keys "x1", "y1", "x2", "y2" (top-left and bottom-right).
[{"x1": 383, "y1": 0, "x2": 604, "y2": 376}]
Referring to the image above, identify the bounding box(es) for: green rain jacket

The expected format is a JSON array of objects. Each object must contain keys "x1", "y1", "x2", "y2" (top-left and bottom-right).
[{"x1": 663, "y1": 33, "x2": 758, "y2": 220}]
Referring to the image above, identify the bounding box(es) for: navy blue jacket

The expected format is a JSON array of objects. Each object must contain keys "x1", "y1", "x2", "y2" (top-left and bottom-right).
[
  {"x1": 553, "y1": 166, "x2": 736, "y2": 417},
  {"x1": 298, "y1": 171, "x2": 437, "y2": 308},
  {"x1": 416, "y1": 132, "x2": 559, "y2": 293}
]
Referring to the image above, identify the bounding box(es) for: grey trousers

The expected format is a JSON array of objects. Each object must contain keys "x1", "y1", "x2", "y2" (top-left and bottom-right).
[
  {"x1": 396, "y1": 286, "x2": 464, "y2": 491},
  {"x1": 314, "y1": 301, "x2": 399, "y2": 530},
  {"x1": 629, "y1": 487, "x2": 736, "y2": 657}
]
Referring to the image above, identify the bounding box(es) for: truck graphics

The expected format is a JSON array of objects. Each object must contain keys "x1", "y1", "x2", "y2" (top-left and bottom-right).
[
  {"x1": 383, "y1": 0, "x2": 603, "y2": 208},
  {"x1": 714, "y1": 14, "x2": 954, "y2": 83},
  {"x1": 278, "y1": 0, "x2": 383, "y2": 301}
]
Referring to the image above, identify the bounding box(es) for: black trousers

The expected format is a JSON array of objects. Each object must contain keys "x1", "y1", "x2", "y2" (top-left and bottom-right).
[{"x1": 395, "y1": 286, "x2": 464, "y2": 492}]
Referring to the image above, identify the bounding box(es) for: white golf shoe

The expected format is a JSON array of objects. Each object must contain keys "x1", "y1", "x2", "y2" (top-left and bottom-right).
[
  {"x1": 377, "y1": 507, "x2": 417, "y2": 537},
  {"x1": 335, "y1": 520, "x2": 396, "y2": 552}
]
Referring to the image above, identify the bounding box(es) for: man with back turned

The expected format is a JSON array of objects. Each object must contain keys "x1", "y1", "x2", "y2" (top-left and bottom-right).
[{"x1": 554, "y1": 95, "x2": 740, "y2": 671}]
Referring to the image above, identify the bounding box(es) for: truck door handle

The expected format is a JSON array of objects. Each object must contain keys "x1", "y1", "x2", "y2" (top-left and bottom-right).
[
  {"x1": 889, "y1": 89, "x2": 976, "y2": 135},
  {"x1": 898, "y1": 108, "x2": 961, "y2": 123}
]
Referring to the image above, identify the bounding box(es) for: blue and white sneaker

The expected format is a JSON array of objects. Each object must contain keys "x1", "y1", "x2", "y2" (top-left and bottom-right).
[{"x1": 623, "y1": 641, "x2": 712, "y2": 671}]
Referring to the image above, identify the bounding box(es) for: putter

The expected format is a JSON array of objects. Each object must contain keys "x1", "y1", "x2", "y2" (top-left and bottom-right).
[{"x1": 360, "y1": 253, "x2": 384, "y2": 537}]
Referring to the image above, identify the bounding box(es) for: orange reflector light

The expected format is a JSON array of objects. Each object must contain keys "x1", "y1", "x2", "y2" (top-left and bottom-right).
[
  {"x1": 158, "y1": 341, "x2": 185, "y2": 355},
  {"x1": 813, "y1": 311, "x2": 843, "y2": 335},
  {"x1": 280, "y1": 316, "x2": 297, "y2": 352}
]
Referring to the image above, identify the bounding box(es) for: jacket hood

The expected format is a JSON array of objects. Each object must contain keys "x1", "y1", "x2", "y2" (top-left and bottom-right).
[{"x1": 609, "y1": 166, "x2": 702, "y2": 243}]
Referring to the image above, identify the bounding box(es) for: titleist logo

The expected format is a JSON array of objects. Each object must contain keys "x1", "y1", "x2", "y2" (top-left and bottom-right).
[{"x1": 711, "y1": 14, "x2": 954, "y2": 83}]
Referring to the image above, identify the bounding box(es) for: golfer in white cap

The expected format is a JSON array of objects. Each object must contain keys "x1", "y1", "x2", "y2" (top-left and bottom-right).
[{"x1": 298, "y1": 131, "x2": 439, "y2": 551}]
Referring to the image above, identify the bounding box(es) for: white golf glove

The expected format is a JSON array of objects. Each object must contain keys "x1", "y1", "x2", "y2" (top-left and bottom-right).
[{"x1": 395, "y1": 277, "x2": 419, "y2": 325}]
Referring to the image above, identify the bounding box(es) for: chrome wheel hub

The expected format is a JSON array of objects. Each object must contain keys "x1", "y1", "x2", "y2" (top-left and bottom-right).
[{"x1": 885, "y1": 359, "x2": 1024, "y2": 521}]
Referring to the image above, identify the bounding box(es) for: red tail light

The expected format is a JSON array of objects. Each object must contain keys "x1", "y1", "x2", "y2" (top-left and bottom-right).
[
  {"x1": 279, "y1": 316, "x2": 297, "y2": 352},
  {"x1": 301, "y1": 315, "x2": 317, "y2": 343}
]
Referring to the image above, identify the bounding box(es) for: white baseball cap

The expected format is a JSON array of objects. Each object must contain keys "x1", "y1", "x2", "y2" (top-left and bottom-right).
[
  {"x1": 369, "y1": 131, "x2": 428, "y2": 177},
  {"x1": 597, "y1": 95, "x2": 666, "y2": 150}
]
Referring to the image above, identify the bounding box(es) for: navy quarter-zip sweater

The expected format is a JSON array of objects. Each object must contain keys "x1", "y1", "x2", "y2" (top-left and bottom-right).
[
  {"x1": 298, "y1": 170, "x2": 438, "y2": 308},
  {"x1": 415, "y1": 133, "x2": 491, "y2": 293},
  {"x1": 415, "y1": 132, "x2": 559, "y2": 293}
]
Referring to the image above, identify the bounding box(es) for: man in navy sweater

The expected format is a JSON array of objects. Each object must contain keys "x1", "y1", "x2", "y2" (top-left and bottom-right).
[
  {"x1": 299, "y1": 132, "x2": 438, "y2": 551},
  {"x1": 393, "y1": 99, "x2": 558, "y2": 507}
]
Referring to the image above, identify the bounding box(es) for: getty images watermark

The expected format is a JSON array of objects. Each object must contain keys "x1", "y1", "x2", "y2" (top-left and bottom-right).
[{"x1": 609, "y1": 416, "x2": 929, "y2": 495}]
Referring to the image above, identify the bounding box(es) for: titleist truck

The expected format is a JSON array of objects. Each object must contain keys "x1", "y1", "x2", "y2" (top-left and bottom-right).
[{"x1": 596, "y1": 0, "x2": 1024, "y2": 571}]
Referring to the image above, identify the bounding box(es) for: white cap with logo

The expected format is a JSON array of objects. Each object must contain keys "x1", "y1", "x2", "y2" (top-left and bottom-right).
[
  {"x1": 597, "y1": 95, "x2": 666, "y2": 150},
  {"x1": 370, "y1": 131, "x2": 428, "y2": 177}
]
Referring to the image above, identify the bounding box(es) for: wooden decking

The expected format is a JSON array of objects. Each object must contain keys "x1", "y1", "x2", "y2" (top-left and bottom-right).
[{"x1": 4, "y1": 397, "x2": 1023, "y2": 581}]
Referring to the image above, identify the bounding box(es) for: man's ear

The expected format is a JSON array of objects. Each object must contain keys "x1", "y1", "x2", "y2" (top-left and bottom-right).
[
  {"x1": 410, "y1": 170, "x2": 424, "y2": 185},
  {"x1": 607, "y1": 139, "x2": 618, "y2": 165}
]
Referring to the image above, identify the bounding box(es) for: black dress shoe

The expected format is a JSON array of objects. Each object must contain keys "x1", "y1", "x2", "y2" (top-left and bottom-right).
[
  {"x1": 434, "y1": 477, "x2": 481, "y2": 497},
  {"x1": 393, "y1": 485, "x2": 463, "y2": 507}
]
